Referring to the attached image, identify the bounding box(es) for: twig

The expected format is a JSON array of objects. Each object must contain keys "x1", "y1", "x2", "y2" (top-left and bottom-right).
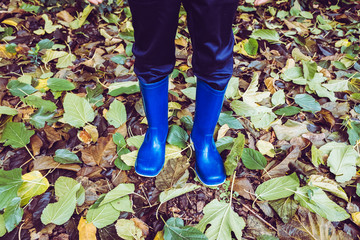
[{"x1": 240, "y1": 202, "x2": 277, "y2": 232}]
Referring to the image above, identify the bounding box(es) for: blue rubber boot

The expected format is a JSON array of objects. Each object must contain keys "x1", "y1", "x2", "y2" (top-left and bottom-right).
[
  {"x1": 135, "y1": 76, "x2": 169, "y2": 177},
  {"x1": 191, "y1": 79, "x2": 227, "y2": 186}
]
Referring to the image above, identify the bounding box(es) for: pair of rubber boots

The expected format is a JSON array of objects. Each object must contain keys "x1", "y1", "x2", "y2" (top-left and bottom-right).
[{"x1": 135, "y1": 76, "x2": 226, "y2": 186}]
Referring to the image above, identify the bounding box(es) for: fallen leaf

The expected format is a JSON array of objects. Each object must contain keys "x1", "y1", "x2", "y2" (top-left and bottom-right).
[
  {"x1": 308, "y1": 175, "x2": 348, "y2": 201},
  {"x1": 263, "y1": 147, "x2": 301, "y2": 180},
  {"x1": 351, "y1": 212, "x2": 360, "y2": 226},
  {"x1": 78, "y1": 216, "x2": 96, "y2": 240},
  {"x1": 81, "y1": 135, "x2": 117, "y2": 168},
  {"x1": 78, "y1": 130, "x2": 92, "y2": 144},
  {"x1": 131, "y1": 218, "x2": 149, "y2": 237},
  {"x1": 115, "y1": 219, "x2": 144, "y2": 240},
  {"x1": 33, "y1": 156, "x2": 81, "y2": 172},
  {"x1": 232, "y1": 177, "x2": 254, "y2": 200},
  {"x1": 30, "y1": 134, "x2": 43, "y2": 156},
  {"x1": 83, "y1": 124, "x2": 98, "y2": 143},
  {"x1": 155, "y1": 157, "x2": 190, "y2": 191},
  {"x1": 277, "y1": 207, "x2": 352, "y2": 240},
  {"x1": 44, "y1": 125, "x2": 62, "y2": 148}
]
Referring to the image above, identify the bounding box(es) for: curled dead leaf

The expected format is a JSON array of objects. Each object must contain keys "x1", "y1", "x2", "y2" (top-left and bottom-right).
[
  {"x1": 81, "y1": 135, "x2": 116, "y2": 168},
  {"x1": 30, "y1": 134, "x2": 43, "y2": 156},
  {"x1": 155, "y1": 157, "x2": 190, "y2": 191}
]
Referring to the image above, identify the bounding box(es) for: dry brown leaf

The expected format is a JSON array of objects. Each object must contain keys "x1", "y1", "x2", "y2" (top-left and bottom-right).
[
  {"x1": 283, "y1": 19, "x2": 310, "y2": 36},
  {"x1": 302, "y1": 133, "x2": 326, "y2": 147},
  {"x1": 77, "y1": 166, "x2": 103, "y2": 179},
  {"x1": 264, "y1": 77, "x2": 276, "y2": 94},
  {"x1": 155, "y1": 157, "x2": 190, "y2": 191},
  {"x1": 319, "y1": 109, "x2": 336, "y2": 128},
  {"x1": 263, "y1": 147, "x2": 301, "y2": 180},
  {"x1": 56, "y1": 11, "x2": 75, "y2": 23},
  {"x1": 81, "y1": 48, "x2": 106, "y2": 69},
  {"x1": 217, "y1": 124, "x2": 230, "y2": 140},
  {"x1": 77, "y1": 130, "x2": 92, "y2": 144},
  {"x1": 232, "y1": 177, "x2": 254, "y2": 200},
  {"x1": 78, "y1": 216, "x2": 96, "y2": 240},
  {"x1": 131, "y1": 218, "x2": 149, "y2": 237},
  {"x1": 81, "y1": 135, "x2": 116, "y2": 168},
  {"x1": 30, "y1": 134, "x2": 43, "y2": 156},
  {"x1": 44, "y1": 125, "x2": 62, "y2": 148},
  {"x1": 277, "y1": 207, "x2": 352, "y2": 240},
  {"x1": 111, "y1": 169, "x2": 128, "y2": 186},
  {"x1": 32, "y1": 156, "x2": 81, "y2": 172},
  {"x1": 114, "y1": 122, "x2": 127, "y2": 138}
]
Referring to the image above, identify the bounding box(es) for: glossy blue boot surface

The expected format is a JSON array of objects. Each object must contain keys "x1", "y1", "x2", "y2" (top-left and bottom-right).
[
  {"x1": 135, "y1": 77, "x2": 169, "y2": 177},
  {"x1": 191, "y1": 79, "x2": 227, "y2": 186}
]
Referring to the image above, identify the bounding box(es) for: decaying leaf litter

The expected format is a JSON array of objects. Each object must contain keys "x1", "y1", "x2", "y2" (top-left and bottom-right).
[{"x1": 0, "y1": 0, "x2": 360, "y2": 239}]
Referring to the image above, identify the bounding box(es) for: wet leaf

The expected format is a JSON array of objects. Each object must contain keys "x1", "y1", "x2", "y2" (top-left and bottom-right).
[
  {"x1": 17, "y1": 171, "x2": 49, "y2": 206},
  {"x1": 294, "y1": 186, "x2": 349, "y2": 222},
  {"x1": 164, "y1": 217, "x2": 208, "y2": 240},
  {"x1": 81, "y1": 135, "x2": 116, "y2": 167},
  {"x1": 255, "y1": 173, "x2": 299, "y2": 201},
  {"x1": 196, "y1": 199, "x2": 245, "y2": 240}
]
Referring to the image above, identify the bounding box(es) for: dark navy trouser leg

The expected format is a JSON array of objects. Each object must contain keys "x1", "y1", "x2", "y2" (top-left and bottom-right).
[{"x1": 128, "y1": 0, "x2": 238, "y2": 90}]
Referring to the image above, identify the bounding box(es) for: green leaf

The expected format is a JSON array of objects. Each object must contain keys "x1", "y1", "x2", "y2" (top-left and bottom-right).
[
  {"x1": 0, "y1": 169, "x2": 23, "y2": 210},
  {"x1": 42, "y1": 14, "x2": 61, "y2": 34},
  {"x1": 5, "y1": 43, "x2": 16, "y2": 53},
  {"x1": 38, "y1": 39, "x2": 54, "y2": 50},
  {"x1": 271, "y1": 90, "x2": 285, "y2": 106},
  {"x1": 181, "y1": 87, "x2": 196, "y2": 100},
  {"x1": 17, "y1": 171, "x2": 49, "y2": 206},
  {"x1": 0, "y1": 106, "x2": 18, "y2": 115},
  {"x1": 167, "y1": 125, "x2": 189, "y2": 148},
  {"x1": 63, "y1": 93, "x2": 95, "y2": 128},
  {"x1": 294, "y1": 94, "x2": 321, "y2": 113},
  {"x1": 0, "y1": 215, "x2": 6, "y2": 237},
  {"x1": 257, "y1": 235, "x2": 279, "y2": 240},
  {"x1": 224, "y1": 133, "x2": 245, "y2": 176},
  {"x1": 241, "y1": 148, "x2": 267, "y2": 170},
  {"x1": 87, "y1": 202, "x2": 120, "y2": 228},
  {"x1": 180, "y1": 116, "x2": 194, "y2": 131},
  {"x1": 86, "y1": 84, "x2": 104, "y2": 107},
  {"x1": 269, "y1": 197, "x2": 298, "y2": 224},
  {"x1": 159, "y1": 183, "x2": 200, "y2": 205},
  {"x1": 244, "y1": 38, "x2": 258, "y2": 56},
  {"x1": 30, "y1": 107, "x2": 55, "y2": 129},
  {"x1": 255, "y1": 173, "x2": 300, "y2": 201},
  {"x1": 110, "y1": 195, "x2": 133, "y2": 212},
  {"x1": 347, "y1": 121, "x2": 360, "y2": 146},
  {"x1": 104, "y1": 100, "x2": 127, "y2": 128},
  {"x1": 99, "y1": 184, "x2": 135, "y2": 207},
  {"x1": 56, "y1": 53, "x2": 76, "y2": 68},
  {"x1": 215, "y1": 136, "x2": 234, "y2": 154},
  {"x1": 115, "y1": 219, "x2": 143, "y2": 240},
  {"x1": 196, "y1": 199, "x2": 245, "y2": 240},
  {"x1": 274, "y1": 106, "x2": 301, "y2": 116},
  {"x1": 294, "y1": 186, "x2": 350, "y2": 222},
  {"x1": 250, "y1": 29, "x2": 280, "y2": 43},
  {"x1": 41, "y1": 182, "x2": 81, "y2": 225},
  {"x1": 108, "y1": 81, "x2": 140, "y2": 96},
  {"x1": 1, "y1": 122, "x2": 34, "y2": 148},
  {"x1": 22, "y1": 95, "x2": 57, "y2": 112},
  {"x1": 54, "y1": 177, "x2": 85, "y2": 206},
  {"x1": 300, "y1": 11, "x2": 313, "y2": 19},
  {"x1": 47, "y1": 78, "x2": 75, "y2": 91},
  {"x1": 20, "y1": 3, "x2": 40, "y2": 13},
  {"x1": 113, "y1": 133, "x2": 126, "y2": 147},
  {"x1": 218, "y1": 112, "x2": 243, "y2": 129},
  {"x1": 164, "y1": 218, "x2": 208, "y2": 240},
  {"x1": 302, "y1": 60, "x2": 317, "y2": 80},
  {"x1": 282, "y1": 67, "x2": 304, "y2": 83},
  {"x1": 326, "y1": 144, "x2": 357, "y2": 183},
  {"x1": 7, "y1": 80, "x2": 37, "y2": 97},
  {"x1": 311, "y1": 145, "x2": 324, "y2": 167},
  {"x1": 225, "y1": 77, "x2": 239, "y2": 99},
  {"x1": 356, "y1": 183, "x2": 360, "y2": 197},
  {"x1": 3, "y1": 197, "x2": 23, "y2": 232},
  {"x1": 54, "y1": 149, "x2": 82, "y2": 164},
  {"x1": 126, "y1": 135, "x2": 144, "y2": 149},
  {"x1": 111, "y1": 55, "x2": 127, "y2": 64}
]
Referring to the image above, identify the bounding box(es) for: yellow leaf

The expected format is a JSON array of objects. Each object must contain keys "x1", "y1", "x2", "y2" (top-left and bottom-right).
[
  {"x1": 42, "y1": 50, "x2": 67, "y2": 65},
  {"x1": 42, "y1": 14, "x2": 62, "y2": 34},
  {"x1": 2, "y1": 18, "x2": 22, "y2": 27},
  {"x1": 234, "y1": 40, "x2": 257, "y2": 59},
  {"x1": 351, "y1": 212, "x2": 360, "y2": 226},
  {"x1": 17, "y1": 171, "x2": 49, "y2": 206},
  {"x1": 78, "y1": 216, "x2": 97, "y2": 240},
  {"x1": 154, "y1": 230, "x2": 164, "y2": 240},
  {"x1": 35, "y1": 78, "x2": 49, "y2": 91},
  {"x1": 168, "y1": 102, "x2": 182, "y2": 110},
  {"x1": 56, "y1": 53, "x2": 76, "y2": 68},
  {"x1": 84, "y1": 124, "x2": 99, "y2": 142},
  {"x1": 335, "y1": 39, "x2": 351, "y2": 48},
  {"x1": 0, "y1": 45, "x2": 16, "y2": 59},
  {"x1": 179, "y1": 64, "x2": 190, "y2": 72}
]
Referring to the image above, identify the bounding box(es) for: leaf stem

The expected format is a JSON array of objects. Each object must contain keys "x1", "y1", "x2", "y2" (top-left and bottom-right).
[{"x1": 25, "y1": 145, "x2": 36, "y2": 162}]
